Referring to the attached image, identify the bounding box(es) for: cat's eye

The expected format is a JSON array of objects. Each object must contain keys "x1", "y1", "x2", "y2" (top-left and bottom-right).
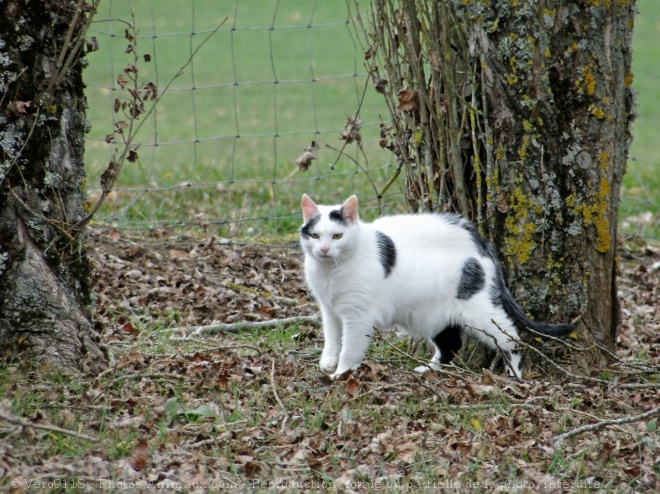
[
  {"x1": 310, "y1": 233, "x2": 320, "y2": 239},
  {"x1": 332, "y1": 233, "x2": 343, "y2": 240}
]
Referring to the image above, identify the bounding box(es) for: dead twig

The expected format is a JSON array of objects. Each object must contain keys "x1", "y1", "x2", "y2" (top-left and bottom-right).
[
  {"x1": 167, "y1": 316, "x2": 320, "y2": 336},
  {"x1": 104, "y1": 371, "x2": 187, "y2": 389},
  {"x1": 554, "y1": 407, "x2": 629, "y2": 434},
  {"x1": 592, "y1": 341, "x2": 659, "y2": 373},
  {"x1": 142, "y1": 344, "x2": 262, "y2": 358},
  {"x1": 349, "y1": 382, "x2": 415, "y2": 402},
  {"x1": 0, "y1": 411, "x2": 98, "y2": 443},
  {"x1": 514, "y1": 337, "x2": 610, "y2": 385},
  {"x1": 553, "y1": 405, "x2": 660, "y2": 445},
  {"x1": 269, "y1": 358, "x2": 289, "y2": 416},
  {"x1": 618, "y1": 382, "x2": 660, "y2": 389},
  {"x1": 72, "y1": 16, "x2": 228, "y2": 232},
  {"x1": 524, "y1": 325, "x2": 589, "y2": 352}
]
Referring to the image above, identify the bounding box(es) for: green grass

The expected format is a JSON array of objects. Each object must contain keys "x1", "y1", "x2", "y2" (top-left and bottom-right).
[
  {"x1": 622, "y1": 0, "x2": 660, "y2": 238},
  {"x1": 83, "y1": 1, "x2": 660, "y2": 238},
  {"x1": 84, "y1": 0, "x2": 398, "y2": 236}
]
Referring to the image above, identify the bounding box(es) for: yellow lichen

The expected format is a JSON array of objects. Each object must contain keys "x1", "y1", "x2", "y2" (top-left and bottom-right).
[
  {"x1": 509, "y1": 56, "x2": 518, "y2": 71},
  {"x1": 584, "y1": 70, "x2": 596, "y2": 96},
  {"x1": 591, "y1": 106, "x2": 606, "y2": 119},
  {"x1": 573, "y1": 160, "x2": 611, "y2": 253},
  {"x1": 593, "y1": 178, "x2": 612, "y2": 252},
  {"x1": 505, "y1": 72, "x2": 519, "y2": 85},
  {"x1": 517, "y1": 134, "x2": 530, "y2": 160},
  {"x1": 624, "y1": 71, "x2": 634, "y2": 88},
  {"x1": 503, "y1": 186, "x2": 536, "y2": 264}
]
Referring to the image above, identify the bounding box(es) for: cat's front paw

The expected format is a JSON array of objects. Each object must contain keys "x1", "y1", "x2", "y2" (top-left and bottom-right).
[
  {"x1": 319, "y1": 353, "x2": 339, "y2": 373},
  {"x1": 330, "y1": 369, "x2": 352, "y2": 380},
  {"x1": 331, "y1": 361, "x2": 361, "y2": 380}
]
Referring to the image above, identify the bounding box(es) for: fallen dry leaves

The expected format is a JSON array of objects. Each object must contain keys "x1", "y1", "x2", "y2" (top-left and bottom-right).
[{"x1": 0, "y1": 229, "x2": 657, "y2": 493}]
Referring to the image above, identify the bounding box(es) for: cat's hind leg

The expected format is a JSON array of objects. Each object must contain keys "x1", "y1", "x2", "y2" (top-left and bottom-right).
[
  {"x1": 463, "y1": 310, "x2": 524, "y2": 379},
  {"x1": 501, "y1": 348, "x2": 523, "y2": 380},
  {"x1": 414, "y1": 324, "x2": 462, "y2": 373},
  {"x1": 486, "y1": 321, "x2": 523, "y2": 380}
]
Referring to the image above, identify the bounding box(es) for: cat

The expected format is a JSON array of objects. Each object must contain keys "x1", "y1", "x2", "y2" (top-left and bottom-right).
[{"x1": 299, "y1": 194, "x2": 575, "y2": 380}]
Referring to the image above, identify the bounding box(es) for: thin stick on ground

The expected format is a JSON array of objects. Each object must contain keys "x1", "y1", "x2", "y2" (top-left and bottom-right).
[
  {"x1": 167, "y1": 316, "x2": 321, "y2": 335},
  {"x1": 592, "y1": 340, "x2": 660, "y2": 373},
  {"x1": 0, "y1": 411, "x2": 98, "y2": 443},
  {"x1": 479, "y1": 320, "x2": 610, "y2": 385},
  {"x1": 555, "y1": 407, "x2": 630, "y2": 435},
  {"x1": 553, "y1": 406, "x2": 660, "y2": 445},
  {"x1": 269, "y1": 358, "x2": 289, "y2": 416},
  {"x1": 513, "y1": 336, "x2": 610, "y2": 385},
  {"x1": 142, "y1": 344, "x2": 262, "y2": 358}
]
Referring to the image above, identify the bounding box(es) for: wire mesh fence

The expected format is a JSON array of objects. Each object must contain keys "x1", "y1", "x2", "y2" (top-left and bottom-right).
[{"x1": 83, "y1": 0, "x2": 659, "y2": 240}]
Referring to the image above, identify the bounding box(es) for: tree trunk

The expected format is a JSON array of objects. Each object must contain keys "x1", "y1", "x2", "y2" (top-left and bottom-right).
[
  {"x1": 356, "y1": 0, "x2": 635, "y2": 375},
  {"x1": 0, "y1": 1, "x2": 107, "y2": 374}
]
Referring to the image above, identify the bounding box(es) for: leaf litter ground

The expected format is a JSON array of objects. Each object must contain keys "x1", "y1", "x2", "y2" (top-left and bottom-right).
[{"x1": 1, "y1": 229, "x2": 658, "y2": 493}]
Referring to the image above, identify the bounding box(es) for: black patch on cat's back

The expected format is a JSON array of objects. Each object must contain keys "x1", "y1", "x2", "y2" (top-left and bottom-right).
[
  {"x1": 300, "y1": 215, "x2": 321, "y2": 238},
  {"x1": 375, "y1": 231, "x2": 396, "y2": 277},
  {"x1": 456, "y1": 257, "x2": 485, "y2": 300}
]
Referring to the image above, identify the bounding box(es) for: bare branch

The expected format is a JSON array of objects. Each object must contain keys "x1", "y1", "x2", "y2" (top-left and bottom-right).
[
  {"x1": 269, "y1": 358, "x2": 290, "y2": 416},
  {"x1": 0, "y1": 411, "x2": 98, "y2": 443},
  {"x1": 71, "y1": 15, "x2": 228, "y2": 232},
  {"x1": 553, "y1": 406, "x2": 660, "y2": 445},
  {"x1": 166, "y1": 316, "x2": 321, "y2": 336}
]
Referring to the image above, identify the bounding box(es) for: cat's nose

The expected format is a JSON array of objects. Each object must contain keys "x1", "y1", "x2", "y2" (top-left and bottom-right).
[{"x1": 321, "y1": 246, "x2": 330, "y2": 254}]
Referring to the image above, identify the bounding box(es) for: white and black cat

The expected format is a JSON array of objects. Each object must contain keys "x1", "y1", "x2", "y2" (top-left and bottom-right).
[{"x1": 300, "y1": 194, "x2": 575, "y2": 380}]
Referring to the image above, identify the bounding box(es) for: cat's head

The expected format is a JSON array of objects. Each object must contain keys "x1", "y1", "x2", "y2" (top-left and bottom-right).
[{"x1": 300, "y1": 194, "x2": 359, "y2": 261}]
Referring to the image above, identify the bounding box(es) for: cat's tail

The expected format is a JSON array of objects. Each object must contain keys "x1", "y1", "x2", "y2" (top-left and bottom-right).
[{"x1": 499, "y1": 282, "x2": 575, "y2": 337}]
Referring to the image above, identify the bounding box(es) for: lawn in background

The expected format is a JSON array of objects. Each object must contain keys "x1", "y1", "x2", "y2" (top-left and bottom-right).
[
  {"x1": 623, "y1": 0, "x2": 660, "y2": 239},
  {"x1": 84, "y1": 0, "x2": 660, "y2": 239},
  {"x1": 84, "y1": 0, "x2": 399, "y2": 236}
]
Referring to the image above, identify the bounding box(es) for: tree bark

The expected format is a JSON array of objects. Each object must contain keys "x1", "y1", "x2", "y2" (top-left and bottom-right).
[
  {"x1": 356, "y1": 0, "x2": 635, "y2": 375},
  {"x1": 0, "y1": 1, "x2": 107, "y2": 374}
]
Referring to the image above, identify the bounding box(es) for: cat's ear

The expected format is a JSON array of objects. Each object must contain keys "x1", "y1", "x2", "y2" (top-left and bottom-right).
[
  {"x1": 301, "y1": 194, "x2": 319, "y2": 223},
  {"x1": 341, "y1": 195, "x2": 359, "y2": 223}
]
